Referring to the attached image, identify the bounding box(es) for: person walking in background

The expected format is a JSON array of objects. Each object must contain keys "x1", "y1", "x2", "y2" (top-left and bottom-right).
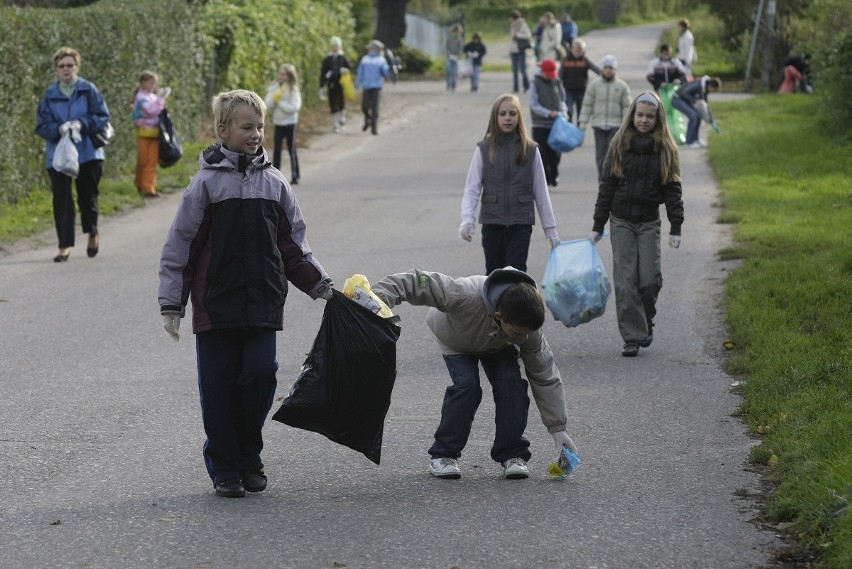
[
  {"x1": 459, "y1": 93, "x2": 560, "y2": 275},
  {"x1": 559, "y1": 39, "x2": 600, "y2": 124},
  {"x1": 35, "y1": 46, "x2": 110, "y2": 262},
  {"x1": 536, "y1": 11, "x2": 562, "y2": 62},
  {"x1": 646, "y1": 44, "x2": 689, "y2": 92},
  {"x1": 676, "y1": 18, "x2": 697, "y2": 77},
  {"x1": 589, "y1": 92, "x2": 684, "y2": 358},
  {"x1": 578, "y1": 55, "x2": 632, "y2": 178},
  {"x1": 264, "y1": 63, "x2": 302, "y2": 184},
  {"x1": 509, "y1": 9, "x2": 532, "y2": 93},
  {"x1": 356, "y1": 39, "x2": 390, "y2": 135},
  {"x1": 560, "y1": 13, "x2": 578, "y2": 53},
  {"x1": 671, "y1": 75, "x2": 722, "y2": 148},
  {"x1": 529, "y1": 58, "x2": 568, "y2": 187},
  {"x1": 131, "y1": 70, "x2": 169, "y2": 198},
  {"x1": 371, "y1": 267, "x2": 577, "y2": 480},
  {"x1": 319, "y1": 36, "x2": 352, "y2": 133},
  {"x1": 446, "y1": 23, "x2": 464, "y2": 92},
  {"x1": 158, "y1": 89, "x2": 333, "y2": 498},
  {"x1": 463, "y1": 32, "x2": 487, "y2": 93}
]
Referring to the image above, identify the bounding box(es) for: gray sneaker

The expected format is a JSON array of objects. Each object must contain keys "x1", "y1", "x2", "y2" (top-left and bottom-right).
[
  {"x1": 429, "y1": 457, "x2": 461, "y2": 479},
  {"x1": 502, "y1": 457, "x2": 529, "y2": 479}
]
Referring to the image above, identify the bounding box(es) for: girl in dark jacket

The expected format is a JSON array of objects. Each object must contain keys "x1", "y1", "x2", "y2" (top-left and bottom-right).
[{"x1": 589, "y1": 92, "x2": 684, "y2": 357}]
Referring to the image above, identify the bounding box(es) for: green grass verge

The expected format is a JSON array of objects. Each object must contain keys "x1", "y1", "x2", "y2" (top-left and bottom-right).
[
  {"x1": 710, "y1": 94, "x2": 852, "y2": 567},
  {"x1": 0, "y1": 141, "x2": 209, "y2": 246}
]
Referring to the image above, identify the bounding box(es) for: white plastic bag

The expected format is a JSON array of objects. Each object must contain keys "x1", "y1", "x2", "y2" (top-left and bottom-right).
[{"x1": 52, "y1": 131, "x2": 79, "y2": 178}]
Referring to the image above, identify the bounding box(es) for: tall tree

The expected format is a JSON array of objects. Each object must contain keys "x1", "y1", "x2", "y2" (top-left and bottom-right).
[{"x1": 375, "y1": 0, "x2": 409, "y2": 48}]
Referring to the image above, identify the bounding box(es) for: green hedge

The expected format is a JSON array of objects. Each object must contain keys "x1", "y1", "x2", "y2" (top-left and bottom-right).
[
  {"x1": 0, "y1": 0, "x2": 357, "y2": 206},
  {"x1": 0, "y1": 0, "x2": 204, "y2": 205}
]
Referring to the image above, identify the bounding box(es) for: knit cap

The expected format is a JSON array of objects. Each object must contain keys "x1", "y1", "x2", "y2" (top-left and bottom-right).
[{"x1": 601, "y1": 55, "x2": 618, "y2": 69}]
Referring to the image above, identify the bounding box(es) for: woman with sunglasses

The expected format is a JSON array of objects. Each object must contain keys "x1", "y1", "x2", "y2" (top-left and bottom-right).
[{"x1": 35, "y1": 47, "x2": 110, "y2": 262}]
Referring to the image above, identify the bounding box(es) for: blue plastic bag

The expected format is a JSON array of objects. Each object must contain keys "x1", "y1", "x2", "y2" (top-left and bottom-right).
[
  {"x1": 542, "y1": 238, "x2": 612, "y2": 328},
  {"x1": 547, "y1": 115, "x2": 585, "y2": 153}
]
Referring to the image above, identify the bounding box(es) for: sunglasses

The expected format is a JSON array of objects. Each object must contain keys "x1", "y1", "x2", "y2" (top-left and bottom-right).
[{"x1": 56, "y1": 63, "x2": 76, "y2": 69}]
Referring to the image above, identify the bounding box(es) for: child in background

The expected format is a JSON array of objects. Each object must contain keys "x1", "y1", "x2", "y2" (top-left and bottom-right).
[
  {"x1": 131, "y1": 70, "x2": 169, "y2": 198},
  {"x1": 319, "y1": 36, "x2": 353, "y2": 133},
  {"x1": 459, "y1": 93, "x2": 560, "y2": 275},
  {"x1": 589, "y1": 92, "x2": 684, "y2": 357},
  {"x1": 463, "y1": 32, "x2": 487, "y2": 92},
  {"x1": 529, "y1": 58, "x2": 568, "y2": 187},
  {"x1": 264, "y1": 63, "x2": 302, "y2": 184},
  {"x1": 578, "y1": 55, "x2": 632, "y2": 178},
  {"x1": 559, "y1": 39, "x2": 600, "y2": 124},
  {"x1": 158, "y1": 89, "x2": 333, "y2": 498},
  {"x1": 356, "y1": 39, "x2": 390, "y2": 135},
  {"x1": 371, "y1": 267, "x2": 578, "y2": 480},
  {"x1": 671, "y1": 75, "x2": 721, "y2": 148},
  {"x1": 446, "y1": 23, "x2": 464, "y2": 92}
]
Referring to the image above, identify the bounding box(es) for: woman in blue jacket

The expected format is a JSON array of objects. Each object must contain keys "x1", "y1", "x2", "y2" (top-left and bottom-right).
[{"x1": 35, "y1": 47, "x2": 110, "y2": 262}]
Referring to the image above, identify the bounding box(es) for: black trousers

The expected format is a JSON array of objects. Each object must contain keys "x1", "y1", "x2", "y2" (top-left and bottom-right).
[
  {"x1": 327, "y1": 82, "x2": 345, "y2": 114},
  {"x1": 361, "y1": 88, "x2": 381, "y2": 133},
  {"x1": 272, "y1": 124, "x2": 300, "y2": 182},
  {"x1": 481, "y1": 224, "x2": 533, "y2": 275},
  {"x1": 532, "y1": 126, "x2": 561, "y2": 186},
  {"x1": 48, "y1": 160, "x2": 102, "y2": 248}
]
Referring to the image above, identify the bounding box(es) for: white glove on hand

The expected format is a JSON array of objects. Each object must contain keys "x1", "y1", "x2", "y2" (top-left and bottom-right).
[
  {"x1": 548, "y1": 236, "x2": 560, "y2": 249},
  {"x1": 552, "y1": 431, "x2": 578, "y2": 454},
  {"x1": 459, "y1": 222, "x2": 475, "y2": 242},
  {"x1": 668, "y1": 235, "x2": 682, "y2": 249},
  {"x1": 589, "y1": 231, "x2": 602, "y2": 244},
  {"x1": 162, "y1": 312, "x2": 181, "y2": 342},
  {"x1": 59, "y1": 121, "x2": 72, "y2": 135},
  {"x1": 69, "y1": 121, "x2": 82, "y2": 143},
  {"x1": 316, "y1": 279, "x2": 334, "y2": 300},
  {"x1": 317, "y1": 87, "x2": 327, "y2": 101}
]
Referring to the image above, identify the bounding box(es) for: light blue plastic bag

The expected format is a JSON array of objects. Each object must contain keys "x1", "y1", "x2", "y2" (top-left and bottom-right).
[
  {"x1": 547, "y1": 114, "x2": 585, "y2": 152},
  {"x1": 542, "y1": 238, "x2": 612, "y2": 328}
]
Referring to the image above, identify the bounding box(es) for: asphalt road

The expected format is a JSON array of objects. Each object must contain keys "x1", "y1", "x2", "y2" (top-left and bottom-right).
[{"x1": 0, "y1": 23, "x2": 782, "y2": 569}]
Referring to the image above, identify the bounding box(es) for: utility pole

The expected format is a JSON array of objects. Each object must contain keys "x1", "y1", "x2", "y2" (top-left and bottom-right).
[{"x1": 760, "y1": 0, "x2": 778, "y2": 90}]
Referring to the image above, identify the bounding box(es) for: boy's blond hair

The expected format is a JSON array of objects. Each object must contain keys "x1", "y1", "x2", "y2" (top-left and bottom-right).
[
  {"x1": 211, "y1": 89, "x2": 266, "y2": 135},
  {"x1": 52, "y1": 47, "x2": 81, "y2": 67}
]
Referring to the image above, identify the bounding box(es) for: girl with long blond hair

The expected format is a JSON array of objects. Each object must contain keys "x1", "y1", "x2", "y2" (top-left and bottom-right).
[
  {"x1": 589, "y1": 91, "x2": 684, "y2": 357},
  {"x1": 264, "y1": 63, "x2": 302, "y2": 184},
  {"x1": 459, "y1": 93, "x2": 560, "y2": 275}
]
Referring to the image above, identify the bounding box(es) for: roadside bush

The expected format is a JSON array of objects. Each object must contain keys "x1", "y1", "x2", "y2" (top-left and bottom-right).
[
  {"x1": 394, "y1": 44, "x2": 432, "y2": 76},
  {"x1": 0, "y1": 0, "x2": 203, "y2": 205}
]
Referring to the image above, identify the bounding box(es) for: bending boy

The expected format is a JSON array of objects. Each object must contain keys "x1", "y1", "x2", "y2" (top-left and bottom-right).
[{"x1": 372, "y1": 267, "x2": 577, "y2": 480}]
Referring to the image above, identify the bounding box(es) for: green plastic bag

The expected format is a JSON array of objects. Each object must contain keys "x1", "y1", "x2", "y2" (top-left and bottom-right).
[{"x1": 658, "y1": 84, "x2": 686, "y2": 145}]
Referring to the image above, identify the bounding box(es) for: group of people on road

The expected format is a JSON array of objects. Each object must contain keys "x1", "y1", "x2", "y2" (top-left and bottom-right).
[{"x1": 36, "y1": 14, "x2": 691, "y2": 498}]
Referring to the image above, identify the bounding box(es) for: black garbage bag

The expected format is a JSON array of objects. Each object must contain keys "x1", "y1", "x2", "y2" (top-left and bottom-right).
[{"x1": 272, "y1": 290, "x2": 401, "y2": 464}]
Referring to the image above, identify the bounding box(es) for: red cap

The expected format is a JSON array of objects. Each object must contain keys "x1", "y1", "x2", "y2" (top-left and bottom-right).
[{"x1": 540, "y1": 59, "x2": 558, "y2": 79}]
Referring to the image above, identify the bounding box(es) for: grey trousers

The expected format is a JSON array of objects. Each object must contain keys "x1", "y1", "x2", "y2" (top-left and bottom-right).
[{"x1": 610, "y1": 216, "x2": 662, "y2": 343}]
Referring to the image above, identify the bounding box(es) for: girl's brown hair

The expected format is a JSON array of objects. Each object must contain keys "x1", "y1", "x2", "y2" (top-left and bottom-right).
[
  {"x1": 131, "y1": 70, "x2": 159, "y2": 104},
  {"x1": 484, "y1": 94, "x2": 533, "y2": 165},
  {"x1": 607, "y1": 91, "x2": 680, "y2": 183}
]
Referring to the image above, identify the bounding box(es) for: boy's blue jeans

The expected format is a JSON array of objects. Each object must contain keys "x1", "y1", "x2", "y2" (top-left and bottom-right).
[
  {"x1": 428, "y1": 347, "x2": 532, "y2": 464},
  {"x1": 196, "y1": 328, "x2": 278, "y2": 486}
]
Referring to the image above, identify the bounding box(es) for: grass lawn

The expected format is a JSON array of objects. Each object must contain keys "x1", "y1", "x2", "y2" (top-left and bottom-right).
[{"x1": 710, "y1": 94, "x2": 852, "y2": 567}]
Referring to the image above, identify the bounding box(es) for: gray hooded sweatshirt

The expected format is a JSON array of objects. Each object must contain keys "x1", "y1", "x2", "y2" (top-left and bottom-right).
[{"x1": 372, "y1": 267, "x2": 568, "y2": 433}]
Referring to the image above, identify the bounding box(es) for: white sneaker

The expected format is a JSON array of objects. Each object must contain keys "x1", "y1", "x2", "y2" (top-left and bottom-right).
[
  {"x1": 502, "y1": 457, "x2": 529, "y2": 479},
  {"x1": 684, "y1": 142, "x2": 703, "y2": 149},
  {"x1": 429, "y1": 457, "x2": 461, "y2": 479}
]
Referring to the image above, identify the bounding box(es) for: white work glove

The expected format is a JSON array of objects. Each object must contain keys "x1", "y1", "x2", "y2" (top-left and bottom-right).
[
  {"x1": 69, "y1": 121, "x2": 82, "y2": 143},
  {"x1": 459, "y1": 222, "x2": 475, "y2": 242},
  {"x1": 316, "y1": 279, "x2": 334, "y2": 300},
  {"x1": 578, "y1": 122, "x2": 587, "y2": 130},
  {"x1": 162, "y1": 311, "x2": 181, "y2": 342},
  {"x1": 589, "y1": 231, "x2": 602, "y2": 244},
  {"x1": 668, "y1": 235, "x2": 682, "y2": 249},
  {"x1": 548, "y1": 236, "x2": 560, "y2": 249},
  {"x1": 340, "y1": 67, "x2": 350, "y2": 75},
  {"x1": 157, "y1": 86, "x2": 172, "y2": 98},
  {"x1": 317, "y1": 87, "x2": 327, "y2": 101},
  {"x1": 59, "y1": 121, "x2": 72, "y2": 135},
  {"x1": 552, "y1": 431, "x2": 578, "y2": 454}
]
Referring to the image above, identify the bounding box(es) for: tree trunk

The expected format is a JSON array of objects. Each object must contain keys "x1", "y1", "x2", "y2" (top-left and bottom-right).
[{"x1": 375, "y1": 0, "x2": 409, "y2": 49}]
